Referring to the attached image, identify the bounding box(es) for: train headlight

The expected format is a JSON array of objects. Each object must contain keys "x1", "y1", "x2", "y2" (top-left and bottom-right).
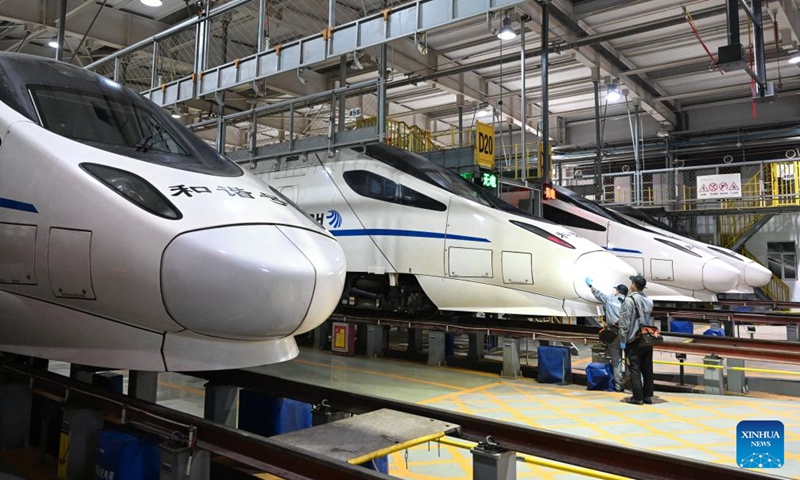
[
  {"x1": 81, "y1": 163, "x2": 182, "y2": 220},
  {"x1": 510, "y1": 220, "x2": 575, "y2": 249}
]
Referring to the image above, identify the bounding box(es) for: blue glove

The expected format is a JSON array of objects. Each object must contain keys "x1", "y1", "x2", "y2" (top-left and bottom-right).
[
  {"x1": 585, "y1": 277, "x2": 592, "y2": 287},
  {"x1": 620, "y1": 342, "x2": 627, "y2": 350}
]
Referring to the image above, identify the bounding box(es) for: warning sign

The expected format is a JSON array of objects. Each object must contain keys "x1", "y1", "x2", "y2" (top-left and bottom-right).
[{"x1": 696, "y1": 173, "x2": 742, "y2": 199}]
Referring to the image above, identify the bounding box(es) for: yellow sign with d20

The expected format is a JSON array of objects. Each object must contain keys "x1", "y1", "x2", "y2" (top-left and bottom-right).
[{"x1": 475, "y1": 121, "x2": 495, "y2": 169}]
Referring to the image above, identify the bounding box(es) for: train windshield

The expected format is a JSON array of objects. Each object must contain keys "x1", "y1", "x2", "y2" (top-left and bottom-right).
[
  {"x1": 28, "y1": 84, "x2": 241, "y2": 177},
  {"x1": 552, "y1": 185, "x2": 643, "y2": 228},
  {"x1": 364, "y1": 143, "x2": 536, "y2": 218}
]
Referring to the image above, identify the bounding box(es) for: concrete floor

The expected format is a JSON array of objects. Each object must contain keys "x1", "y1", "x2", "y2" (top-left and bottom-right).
[{"x1": 41, "y1": 338, "x2": 800, "y2": 479}]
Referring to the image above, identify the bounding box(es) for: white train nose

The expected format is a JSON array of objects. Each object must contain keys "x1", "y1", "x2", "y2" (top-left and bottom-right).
[
  {"x1": 701, "y1": 258, "x2": 740, "y2": 293},
  {"x1": 161, "y1": 225, "x2": 345, "y2": 340},
  {"x1": 573, "y1": 251, "x2": 637, "y2": 302},
  {"x1": 744, "y1": 262, "x2": 772, "y2": 288}
]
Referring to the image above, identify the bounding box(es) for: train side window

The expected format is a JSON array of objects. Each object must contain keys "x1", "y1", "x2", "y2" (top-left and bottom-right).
[
  {"x1": 542, "y1": 204, "x2": 607, "y2": 231},
  {"x1": 343, "y1": 170, "x2": 446, "y2": 211},
  {"x1": 767, "y1": 242, "x2": 796, "y2": 280}
]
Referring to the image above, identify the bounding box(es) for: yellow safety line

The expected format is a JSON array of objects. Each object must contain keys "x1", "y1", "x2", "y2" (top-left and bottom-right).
[
  {"x1": 437, "y1": 437, "x2": 631, "y2": 480},
  {"x1": 654, "y1": 360, "x2": 800, "y2": 376},
  {"x1": 347, "y1": 432, "x2": 445, "y2": 465}
]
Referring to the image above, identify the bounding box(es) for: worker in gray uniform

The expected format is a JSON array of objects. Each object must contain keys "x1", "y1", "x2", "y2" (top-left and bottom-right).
[
  {"x1": 585, "y1": 278, "x2": 628, "y2": 392},
  {"x1": 618, "y1": 274, "x2": 655, "y2": 405}
]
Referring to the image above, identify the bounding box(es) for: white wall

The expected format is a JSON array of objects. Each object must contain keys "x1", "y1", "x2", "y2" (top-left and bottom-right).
[{"x1": 744, "y1": 213, "x2": 800, "y2": 301}]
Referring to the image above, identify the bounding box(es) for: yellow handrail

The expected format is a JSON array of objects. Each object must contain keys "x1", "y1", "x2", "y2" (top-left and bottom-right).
[{"x1": 740, "y1": 248, "x2": 791, "y2": 302}]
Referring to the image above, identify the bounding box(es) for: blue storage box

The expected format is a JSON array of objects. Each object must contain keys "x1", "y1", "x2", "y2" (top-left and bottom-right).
[
  {"x1": 537, "y1": 346, "x2": 572, "y2": 385},
  {"x1": 669, "y1": 320, "x2": 694, "y2": 334},
  {"x1": 239, "y1": 391, "x2": 312, "y2": 437},
  {"x1": 94, "y1": 430, "x2": 160, "y2": 480},
  {"x1": 585, "y1": 363, "x2": 614, "y2": 391}
]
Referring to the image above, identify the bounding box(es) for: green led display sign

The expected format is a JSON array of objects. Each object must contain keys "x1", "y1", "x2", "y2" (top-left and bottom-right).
[
  {"x1": 481, "y1": 172, "x2": 498, "y2": 189},
  {"x1": 460, "y1": 172, "x2": 475, "y2": 181}
]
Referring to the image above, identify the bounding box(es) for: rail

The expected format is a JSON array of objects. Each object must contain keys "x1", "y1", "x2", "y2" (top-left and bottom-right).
[
  {"x1": 330, "y1": 313, "x2": 800, "y2": 364},
  {"x1": 191, "y1": 369, "x2": 774, "y2": 480},
  {"x1": 0, "y1": 360, "x2": 391, "y2": 480}
]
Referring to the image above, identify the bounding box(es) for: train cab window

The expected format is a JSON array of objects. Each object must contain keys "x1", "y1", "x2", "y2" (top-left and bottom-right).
[
  {"x1": 654, "y1": 237, "x2": 701, "y2": 257},
  {"x1": 707, "y1": 246, "x2": 744, "y2": 262},
  {"x1": 343, "y1": 170, "x2": 446, "y2": 211},
  {"x1": 28, "y1": 84, "x2": 242, "y2": 177},
  {"x1": 542, "y1": 204, "x2": 607, "y2": 231},
  {"x1": 767, "y1": 242, "x2": 796, "y2": 280}
]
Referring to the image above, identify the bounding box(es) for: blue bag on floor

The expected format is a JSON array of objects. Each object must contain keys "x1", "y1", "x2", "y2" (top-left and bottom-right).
[
  {"x1": 585, "y1": 363, "x2": 614, "y2": 391},
  {"x1": 669, "y1": 320, "x2": 694, "y2": 334},
  {"x1": 537, "y1": 346, "x2": 572, "y2": 385},
  {"x1": 703, "y1": 328, "x2": 725, "y2": 336},
  {"x1": 94, "y1": 429, "x2": 160, "y2": 480}
]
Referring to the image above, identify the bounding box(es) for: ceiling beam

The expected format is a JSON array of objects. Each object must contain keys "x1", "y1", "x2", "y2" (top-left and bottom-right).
[
  {"x1": 573, "y1": 0, "x2": 652, "y2": 19},
  {"x1": 372, "y1": 37, "x2": 546, "y2": 138},
  {"x1": 0, "y1": 0, "x2": 169, "y2": 50},
  {"x1": 517, "y1": 0, "x2": 678, "y2": 126}
]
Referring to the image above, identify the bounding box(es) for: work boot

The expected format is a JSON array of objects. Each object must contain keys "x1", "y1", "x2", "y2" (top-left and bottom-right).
[{"x1": 644, "y1": 397, "x2": 653, "y2": 405}]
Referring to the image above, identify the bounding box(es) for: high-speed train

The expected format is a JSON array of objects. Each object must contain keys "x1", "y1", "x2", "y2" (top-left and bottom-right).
[
  {"x1": 610, "y1": 206, "x2": 772, "y2": 295},
  {"x1": 0, "y1": 53, "x2": 346, "y2": 371},
  {"x1": 542, "y1": 184, "x2": 741, "y2": 302},
  {"x1": 258, "y1": 144, "x2": 636, "y2": 318}
]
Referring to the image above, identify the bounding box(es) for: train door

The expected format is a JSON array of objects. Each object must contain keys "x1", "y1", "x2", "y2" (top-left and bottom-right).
[{"x1": 444, "y1": 197, "x2": 494, "y2": 280}]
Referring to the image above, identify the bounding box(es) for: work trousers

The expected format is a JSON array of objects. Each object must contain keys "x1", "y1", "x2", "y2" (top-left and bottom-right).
[
  {"x1": 608, "y1": 342, "x2": 624, "y2": 391},
  {"x1": 625, "y1": 339, "x2": 654, "y2": 401}
]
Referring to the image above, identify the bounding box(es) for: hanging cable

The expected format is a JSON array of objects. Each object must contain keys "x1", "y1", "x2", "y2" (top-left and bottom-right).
[
  {"x1": 774, "y1": 17, "x2": 783, "y2": 89},
  {"x1": 683, "y1": 6, "x2": 724, "y2": 75},
  {"x1": 66, "y1": 0, "x2": 108, "y2": 65}
]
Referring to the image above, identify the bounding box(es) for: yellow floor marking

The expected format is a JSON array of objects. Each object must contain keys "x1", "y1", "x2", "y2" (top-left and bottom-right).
[
  {"x1": 293, "y1": 358, "x2": 468, "y2": 391},
  {"x1": 418, "y1": 382, "x2": 499, "y2": 405}
]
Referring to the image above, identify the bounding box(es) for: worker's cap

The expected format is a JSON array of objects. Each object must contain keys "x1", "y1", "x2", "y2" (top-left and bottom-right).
[
  {"x1": 629, "y1": 274, "x2": 647, "y2": 290},
  {"x1": 615, "y1": 284, "x2": 629, "y2": 295}
]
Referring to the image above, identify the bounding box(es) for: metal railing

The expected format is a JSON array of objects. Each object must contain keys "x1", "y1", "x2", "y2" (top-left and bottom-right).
[{"x1": 599, "y1": 157, "x2": 800, "y2": 210}]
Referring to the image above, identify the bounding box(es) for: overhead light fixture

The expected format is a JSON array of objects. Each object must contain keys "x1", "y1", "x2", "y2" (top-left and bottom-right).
[
  {"x1": 171, "y1": 107, "x2": 182, "y2": 119},
  {"x1": 657, "y1": 126, "x2": 669, "y2": 138},
  {"x1": 48, "y1": 37, "x2": 59, "y2": 49},
  {"x1": 141, "y1": 0, "x2": 163, "y2": 7},
  {"x1": 497, "y1": 16, "x2": 516, "y2": 41},
  {"x1": 606, "y1": 83, "x2": 621, "y2": 103},
  {"x1": 789, "y1": 53, "x2": 800, "y2": 65}
]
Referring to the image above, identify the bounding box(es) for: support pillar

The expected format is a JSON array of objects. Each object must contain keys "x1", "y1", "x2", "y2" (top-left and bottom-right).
[
  {"x1": 727, "y1": 358, "x2": 747, "y2": 394},
  {"x1": 407, "y1": 328, "x2": 423, "y2": 354},
  {"x1": 519, "y1": 16, "x2": 527, "y2": 181},
  {"x1": 787, "y1": 324, "x2": 799, "y2": 342},
  {"x1": 471, "y1": 439, "x2": 516, "y2": 480},
  {"x1": 468, "y1": 333, "x2": 485, "y2": 362},
  {"x1": 592, "y1": 67, "x2": 602, "y2": 200},
  {"x1": 703, "y1": 354, "x2": 724, "y2": 395},
  {"x1": 366, "y1": 325, "x2": 386, "y2": 357},
  {"x1": 501, "y1": 338, "x2": 521, "y2": 378},
  {"x1": 128, "y1": 371, "x2": 158, "y2": 403},
  {"x1": 55, "y1": 0, "x2": 67, "y2": 61},
  {"x1": 314, "y1": 320, "x2": 332, "y2": 350},
  {"x1": 539, "y1": 0, "x2": 550, "y2": 186},
  {"x1": 203, "y1": 383, "x2": 239, "y2": 427},
  {"x1": 428, "y1": 331, "x2": 446, "y2": 366}
]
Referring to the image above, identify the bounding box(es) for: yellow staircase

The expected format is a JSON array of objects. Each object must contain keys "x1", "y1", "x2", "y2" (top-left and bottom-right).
[
  {"x1": 741, "y1": 248, "x2": 791, "y2": 302},
  {"x1": 716, "y1": 167, "x2": 792, "y2": 301}
]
